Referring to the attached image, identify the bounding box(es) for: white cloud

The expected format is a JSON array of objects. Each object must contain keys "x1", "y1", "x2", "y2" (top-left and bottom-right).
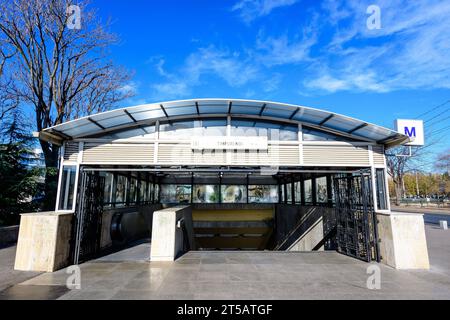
[
  {"x1": 304, "y1": 0, "x2": 450, "y2": 93},
  {"x1": 232, "y1": 0, "x2": 300, "y2": 23},
  {"x1": 184, "y1": 46, "x2": 259, "y2": 87},
  {"x1": 150, "y1": 46, "x2": 260, "y2": 100},
  {"x1": 263, "y1": 73, "x2": 282, "y2": 92},
  {"x1": 256, "y1": 32, "x2": 316, "y2": 66},
  {"x1": 119, "y1": 82, "x2": 139, "y2": 95}
]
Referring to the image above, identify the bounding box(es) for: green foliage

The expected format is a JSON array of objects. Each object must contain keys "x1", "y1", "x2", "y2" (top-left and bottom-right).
[{"x1": 0, "y1": 112, "x2": 43, "y2": 226}]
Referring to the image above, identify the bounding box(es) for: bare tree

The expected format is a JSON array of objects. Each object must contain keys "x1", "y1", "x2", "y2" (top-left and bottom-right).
[
  {"x1": 0, "y1": 41, "x2": 18, "y2": 120},
  {"x1": 435, "y1": 149, "x2": 450, "y2": 174},
  {"x1": 0, "y1": 0, "x2": 134, "y2": 209},
  {"x1": 386, "y1": 138, "x2": 443, "y2": 205}
]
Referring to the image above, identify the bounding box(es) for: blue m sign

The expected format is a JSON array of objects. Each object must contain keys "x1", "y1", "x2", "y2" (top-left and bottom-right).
[{"x1": 404, "y1": 126, "x2": 416, "y2": 138}]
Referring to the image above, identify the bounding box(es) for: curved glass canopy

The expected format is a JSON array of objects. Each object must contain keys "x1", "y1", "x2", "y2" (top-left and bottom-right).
[{"x1": 41, "y1": 98, "x2": 409, "y2": 147}]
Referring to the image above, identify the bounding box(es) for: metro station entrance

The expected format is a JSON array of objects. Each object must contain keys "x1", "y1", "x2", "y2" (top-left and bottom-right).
[{"x1": 71, "y1": 166, "x2": 379, "y2": 264}]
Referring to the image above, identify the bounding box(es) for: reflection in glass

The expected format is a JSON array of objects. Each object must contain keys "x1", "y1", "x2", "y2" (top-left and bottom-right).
[
  {"x1": 139, "y1": 180, "x2": 146, "y2": 203},
  {"x1": 115, "y1": 175, "x2": 127, "y2": 204},
  {"x1": 103, "y1": 173, "x2": 113, "y2": 206},
  {"x1": 129, "y1": 177, "x2": 137, "y2": 203},
  {"x1": 316, "y1": 177, "x2": 328, "y2": 203},
  {"x1": 221, "y1": 185, "x2": 247, "y2": 203},
  {"x1": 160, "y1": 185, "x2": 191, "y2": 203},
  {"x1": 286, "y1": 183, "x2": 292, "y2": 203},
  {"x1": 248, "y1": 185, "x2": 278, "y2": 203},
  {"x1": 304, "y1": 180, "x2": 313, "y2": 203},
  {"x1": 193, "y1": 185, "x2": 219, "y2": 203},
  {"x1": 303, "y1": 127, "x2": 356, "y2": 142},
  {"x1": 376, "y1": 169, "x2": 388, "y2": 210},
  {"x1": 294, "y1": 181, "x2": 302, "y2": 204},
  {"x1": 58, "y1": 166, "x2": 76, "y2": 211},
  {"x1": 231, "y1": 120, "x2": 297, "y2": 141},
  {"x1": 159, "y1": 119, "x2": 227, "y2": 139}
]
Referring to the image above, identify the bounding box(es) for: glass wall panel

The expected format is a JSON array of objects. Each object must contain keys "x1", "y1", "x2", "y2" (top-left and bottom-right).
[
  {"x1": 221, "y1": 185, "x2": 247, "y2": 203},
  {"x1": 286, "y1": 183, "x2": 293, "y2": 203},
  {"x1": 139, "y1": 180, "x2": 146, "y2": 203},
  {"x1": 193, "y1": 185, "x2": 219, "y2": 203},
  {"x1": 159, "y1": 119, "x2": 227, "y2": 139},
  {"x1": 304, "y1": 179, "x2": 313, "y2": 203},
  {"x1": 303, "y1": 127, "x2": 356, "y2": 142},
  {"x1": 248, "y1": 185, "x2": 278, "y2": 203},
  {"x1": 129, "y1": 177, "x2": 137, "y2": 203},
  {"x1": 115, "y1": 175, "x2": 127, "y2": 205},
  {"x1": 160, "y1": 185, "x2": 191, "y2": 203},
  {"x1": 376, "y1": 169, "x2": 388, "y2": 210},
  {"x1": 231, "y1": 120, "x2": 297, "y2": 141},
  {"x1": 149, "y1": 182, "x2": 153, "y2": 203},
  {"x1": 294, "y1": 181, "x2": 302, "y2": 204},
  {"x1": 316, "y1": 177, "x2": 328, "y2": 203},
  {"x1": 58, "y1": 166, "x2": 77, "y2": 211},
  {"x1": 103, "y1": 172, "x2": 114, "y2": 206},
  {"x1": 154, "y1": 184, "x2": 159, "y2": 203}
]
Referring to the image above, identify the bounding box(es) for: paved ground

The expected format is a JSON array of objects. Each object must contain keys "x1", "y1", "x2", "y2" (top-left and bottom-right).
[
  {"x1": 391, "y1": 206, "x2": 450, "y2": 215},
  {"x1": 0, "y1": 245, "x2": 41, "y2": 292},
  {"x1": 1, "y1": 217, "x2": 450, "y2": 300}
]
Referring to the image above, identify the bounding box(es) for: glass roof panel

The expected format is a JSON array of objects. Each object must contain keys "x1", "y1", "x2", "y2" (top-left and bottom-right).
[
  {"x1": 198, "y1": 103, "x2": 228, "y2": 114},
  {"x1": 62, "y1": 122, "x2": 101, "y2": 137},
  {"x1": 262, "y1": 104, "x2": 296, "y2": 118},
  {"x1": 96, "y1": 114, "x2": 133, "y2": 128},
  {"x1": 231, "y1": 104, "x2": 262, "y2": 115},
  {"x1": 131, "y1": 108, "x2": 166, "y2": 121},
  {"x1": 165, "y1": 105, "x2": 197, "y2": 117},
  {"x1": 353, "y1": 126, "x2": 392, "y2": 141},
  {"x1": 52, "y1": 118, "x2": 91, "y2": 131},
  {"x1": 324, "y1": 116, "x2": 363, "y2": 132},
  {"x1": 292, "y1": 108, "x2": 329, "y2": 124}
]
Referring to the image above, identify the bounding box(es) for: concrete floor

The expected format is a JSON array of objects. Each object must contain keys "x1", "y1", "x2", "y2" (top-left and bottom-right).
[
  {"x1": 1, "y1": 223, "x2": 450, "y2": 300},
  {"x1": 0, "y1": 245, "x2": 41, "y2": 292}
]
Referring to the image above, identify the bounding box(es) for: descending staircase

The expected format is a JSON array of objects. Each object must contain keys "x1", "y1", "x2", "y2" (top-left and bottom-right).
[
  {"x1": 192, "y1": 209, "x2": 274, "y2": 250},
  {"x1": 274, "y1": 206, "x2": 336, "y2": 251}
]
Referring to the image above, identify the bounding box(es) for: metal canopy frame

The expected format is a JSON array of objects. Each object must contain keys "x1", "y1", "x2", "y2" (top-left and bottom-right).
[{"x1": 40, "y1": 99, "x2": 409, "y2": 147}]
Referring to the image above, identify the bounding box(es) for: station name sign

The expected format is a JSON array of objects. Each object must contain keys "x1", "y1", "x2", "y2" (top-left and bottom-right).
[{"x1": 191, "y1": 136, "x2": 268, "y2": 150}]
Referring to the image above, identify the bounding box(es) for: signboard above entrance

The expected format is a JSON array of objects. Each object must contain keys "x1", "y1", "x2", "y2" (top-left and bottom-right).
[
  {"x1": 394, "y1": 119, "x2": 424, "y2": 146},
  {"x1": 191, "y1": 136, "x2": 268, "y2": 150}
]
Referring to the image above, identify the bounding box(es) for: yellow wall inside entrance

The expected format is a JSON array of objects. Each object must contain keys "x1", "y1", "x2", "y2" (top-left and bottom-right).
[{"x1": 192, "y1": 209, "x2": 273, "y2": 222}]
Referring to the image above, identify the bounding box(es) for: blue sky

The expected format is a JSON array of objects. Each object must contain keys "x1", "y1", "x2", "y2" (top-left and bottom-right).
[{"x1": 92, "y1": 0, "x2": 449, "y2": 167}]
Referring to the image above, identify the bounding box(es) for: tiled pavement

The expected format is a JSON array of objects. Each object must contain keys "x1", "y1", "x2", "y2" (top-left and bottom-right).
[{"x1": 1, "y1": 224, "x2": 450, "y2": 300}]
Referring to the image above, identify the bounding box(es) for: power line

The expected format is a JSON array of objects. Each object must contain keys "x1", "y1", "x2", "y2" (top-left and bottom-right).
[
  {"x1": 424, "y1": 108, "x2": 450, "y2": 123},
  {"x1": 415, "y1": 99, "x2": 450, "y2": 119},
  {"x1": 428, "y1": 125, "x2": 450, "y2": 136},
  {"x1": 426, "y1": 114, "x2": 450, "y2": 128}
]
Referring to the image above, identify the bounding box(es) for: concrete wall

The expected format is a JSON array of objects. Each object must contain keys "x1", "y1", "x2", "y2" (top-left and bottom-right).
[
  {"x1": 0, "y1": 225, "x2": 19, "y2": 247},
  {"x1": 150, "y1": 206, "x2": 194, "y2": 261},
  {"x1": 275, "y1": 205, "x2": 333, "y2": 251},
  {"x1": 377, "y1": 212, "x2": 430, "y2": 269},
  {"x1": 289, "y1": 217, "x2": 324, "y2": 251},
  {"x1": 14, "y1": 212, "x2": 72, "y2": 272}
]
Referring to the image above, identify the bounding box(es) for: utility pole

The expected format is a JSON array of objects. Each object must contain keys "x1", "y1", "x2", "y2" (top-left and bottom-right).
[{"x1": 415, "y1": 170, "x2": 420, "y2": 196}]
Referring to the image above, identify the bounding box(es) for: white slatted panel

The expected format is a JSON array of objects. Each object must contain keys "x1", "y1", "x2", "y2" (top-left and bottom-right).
[
  {"x1": 63, "y1": 142, "x2": 79, "y2": 161},
  {"x1": 82, "y1": 143, "x2": 154, "y2": 164},
  {"x1": 372, "y1": 145, "x2": 385, "y2": 166},
  {"x1": 303, "y1": 145, "x2": 369, "y2": 166},
  {"x1": 157, "y1": 143, "x2": 227, "y2": 164},
  {"x1": 231, "y1": 145, "x2": 299, "y2": 165},
  {"x1": 192, "y1": 149, "x2": 227, "y2": 164}
]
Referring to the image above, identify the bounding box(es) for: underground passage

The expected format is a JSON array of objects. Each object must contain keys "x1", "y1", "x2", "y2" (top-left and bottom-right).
[{"x1": 14, "y1": 98, "x2": 431, "y2": 272}]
